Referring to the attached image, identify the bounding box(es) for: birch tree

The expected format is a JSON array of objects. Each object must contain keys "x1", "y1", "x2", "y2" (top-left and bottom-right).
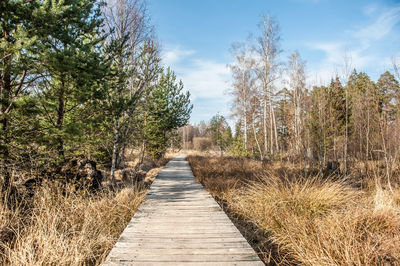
[
  {"x1": 103, "y1": 0, "x2": 159, "y2": 180},
  {"x1": 254, "y1": 14, "x2": 282, "y2": 157},
  {"x1": 393, "y1": 56, "x2": 400, "y2": 82},
  {"x1": 342, "y1": 51, "x2": 352, "y2": 175},
  {"x1": 228, "y1": 42, "x2": 256, "y2": 151},
  {"x1": 287, "y1": 51, "x2": 306, "y2": 154}
]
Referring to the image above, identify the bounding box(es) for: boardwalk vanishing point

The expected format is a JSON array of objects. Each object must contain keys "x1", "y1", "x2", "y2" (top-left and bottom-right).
[{"x1": 103, "y1": 154, "x2": 263, "y2": 265}]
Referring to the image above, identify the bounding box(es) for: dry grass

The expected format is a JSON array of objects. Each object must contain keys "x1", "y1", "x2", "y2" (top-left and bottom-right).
[
  {"x1": 0, "y1": 183, "x2": 145, "y2": 265},
  {"x1": 0, "y1": 155, "x2": 170, "y2": 265},
  {"x1": 188, "y1": 155, "x2": 400, "y2": 265},
  {"x1": 187, "y1": 155, "x2": 262, "y2": 198}
]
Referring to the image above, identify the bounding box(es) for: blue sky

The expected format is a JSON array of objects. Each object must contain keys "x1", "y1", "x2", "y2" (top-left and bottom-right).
[{"x1": 147, "y1": 0, "x2": 400, "y2": 125}]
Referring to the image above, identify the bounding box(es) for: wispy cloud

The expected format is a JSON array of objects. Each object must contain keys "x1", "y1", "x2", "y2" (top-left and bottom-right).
[
  {"x1": 161, "y1": 46, "x2": 232, "y2": 123},
  {"x1": 179, "y1": 59, "x2": 231, "y2": 100},
  {"x1": 162, "y1": 46, "x2": 231, "y2": 100},
  {"x1": 354, "y1": 5, "x2": 400, "y2": 43},
  {"x1": 306, "y1": 42, "x2": 345, "y2": 66},
  {"x1": 363, "y1": 3, "x2": 379, "y2": 16},
  {"x1": 305, "y1": 3, "x2": 400, "y2": 84},
  {"x1": 162, "y1": 46, "x2": 195, "y2": 66}
]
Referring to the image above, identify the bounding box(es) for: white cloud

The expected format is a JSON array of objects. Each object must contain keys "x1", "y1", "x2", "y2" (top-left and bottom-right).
[
  {"x1": 161, "y1": 46, "x2": 233, "y2": 123},
  {"x1": 306, "y1": 4, "x2": 400, "y2": 84},
  {"x1": 162, "y1": 47, "x2": 231, "y2": 100},
  {"x1": 363, "y1": 4, "x2": 378, "y2": 16},
  {"x1": 355, "y1": 5, "x2": 400, "y2": 43},
  {"x1": 307, "y1": 42, "x2": 345, "y2": 66},
  {"x1": 179, "y1": 59, "x2": 231, "y2": 100},
  {"x1": 305, "y1": 42, "x2": 375, "y2": 84},
  {"x1": 162, "y1": 46, "x2": 195, "y2": 66}
]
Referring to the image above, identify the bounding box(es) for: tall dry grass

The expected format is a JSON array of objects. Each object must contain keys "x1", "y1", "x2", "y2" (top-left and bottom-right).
[
  {"x1": 188, "y1": 155, "x2": 400, "y2": 265},
  {"x1": 0, "y1": 152, "x2": 172, "y2": 265},
  {"x1": 187, "y1": 156, "x2": 262, "y2": 197},
  {"x1": 0, "y1": 182, "x2": 145, "y2": 265}
]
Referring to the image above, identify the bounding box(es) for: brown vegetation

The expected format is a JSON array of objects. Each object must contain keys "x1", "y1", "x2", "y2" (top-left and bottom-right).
[
  {"x1": 188, "y1": 155, "x2": 400, "y2": 265},
  {"x1": 193, "y1": 137, "x2": 212, "y2": 151},
  {"x1": 0, "y1": 155, "x2": 170, "y2": 265},
  {"x1": 0, "y1": 184, "x2": 144, "y2": 265}
]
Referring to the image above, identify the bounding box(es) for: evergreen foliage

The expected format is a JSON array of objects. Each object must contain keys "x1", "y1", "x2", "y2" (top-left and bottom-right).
[{"x1": 144, "y1": 68, "x2": 192, "y2": 158}]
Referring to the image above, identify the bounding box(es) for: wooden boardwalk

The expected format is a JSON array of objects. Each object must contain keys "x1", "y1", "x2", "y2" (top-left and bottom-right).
[{"x1": 103, "y1": 154, "x2": 263, "y2": 265}]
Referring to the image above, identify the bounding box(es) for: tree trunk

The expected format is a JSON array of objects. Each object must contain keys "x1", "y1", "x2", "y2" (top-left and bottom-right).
[
  {"x1": 111, "y1": 114, "x2": 120, "y2": 181},
  {"x1": 294, "y1": 90, "x2": 300, "y2": 153},
  {"x1": 242, "y1": 72, "x2": 248, "y2": 151},
  {"x1": 263, "y1": 97, "x2": 268, "y2": 158},
  {"x1": 182, "y1": 126, "x2": 185, "y2": 149},
  {"x1": 56, "y1": 78, "x2": 66, "y2": 160},
  {"x1": 381, "y1": 120, "x2": 393, "y2": 192},
  {"x1": 344, "y1": 87, "x2": 348, "y2": 175},
  {"x1": 119, "y1": 142, "x2": 126, "y2": 168},
  {"x1": 365, "y1": 107, "x2": 370, "y2": 173},
  {"x1": 252, "y1": 112, "x2": 263, "y2": 161},
  {"x1": 139, "y1": 141, "x2": 146, "y2": 165},
  {"x1": 1, "y1": 59, "x2": 11, "y2": 189},
  {"x1": 269, "y1": 100, "x2": 274, "y2": 155},
  {"x1": 243, "y1": 106, "x2": 248, "y2": 150},
  {"x1": 270, "y1": 95, "x2": 279, "y2": 153}
]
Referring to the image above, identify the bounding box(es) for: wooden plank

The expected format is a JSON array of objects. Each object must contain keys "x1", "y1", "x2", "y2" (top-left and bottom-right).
[
  {"x1": 114, "y1": 242, "x2": 253, "y2": 249},
  {"x1": 104, "y1": 262, "x2": 263, "y2": 266},
  {"x1": 102, "y1": 154, "x2": 263, "y2": 265},
  {"x1": 107, "y1": 254, "x2": 261, "y2": 262},
  {"x1": 109, "y1": 248, "x2": 257, "y2": 255},
  {"x1": 115, "y1": 237, "x2": 250, "y2": 244},
  {"x1": 127, "y1": 220, "x2": 232, "y2": 224},
  {"x1": 119, "y1": 233, "x2": 245, "y2": 239},
  {"x1": 125, "y1": 225, "x2": 238, "y2": 230}
]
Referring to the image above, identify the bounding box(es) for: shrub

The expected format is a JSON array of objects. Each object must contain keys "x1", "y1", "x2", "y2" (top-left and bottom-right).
[{"x1": 193, "y1": 137, "x2": 212, "y2": 151}]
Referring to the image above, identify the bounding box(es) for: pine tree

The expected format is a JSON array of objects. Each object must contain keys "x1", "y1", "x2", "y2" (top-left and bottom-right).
[
  {"x1": 275, "y1": 87, "x2": 293, "y2": 154},
  {"x1": 1, "y1": 0, "x2": 41, "y2": 187},
  {"x1": 32, "y1": 0, "x2": 106, "y2": 163},
  {"x1": 143, "y1": 68, "x2": 192, "y2": 158},
  {"x1": 377, "y1": 71, "x2": 400, "y2": 122},
  {"x1": 376, "y1": 71, "x2": 400, "y2": 185},
  {"x1": 309, "y1": 85, "x2": 329, "y2": 164},
  {"x1": 326, "y1": 76, "x2": 346, "y2": 161},
  {"x1": 210, "y1": 114, "x2": 232, "y2": 157}
]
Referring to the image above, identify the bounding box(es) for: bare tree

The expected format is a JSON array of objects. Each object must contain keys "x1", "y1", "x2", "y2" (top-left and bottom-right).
[
  {"x1": 103, "y1": 0, "x2": 159, "y2": 180},
  {"x1": 254, "y1": 14, "x2": 282, "y2": 158},
  {"x1": 342, "y1": 50, "x2": 352, "y2": 175},
  {"x1": 287, "y1": 51, "x2": 306, "y2": 154},
  {"x1": 393, "y1": 56, "x2": 400, "y2": 82},
  {"x1": 228, "y1": 41, "x2": 256, "y2": 151}
]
